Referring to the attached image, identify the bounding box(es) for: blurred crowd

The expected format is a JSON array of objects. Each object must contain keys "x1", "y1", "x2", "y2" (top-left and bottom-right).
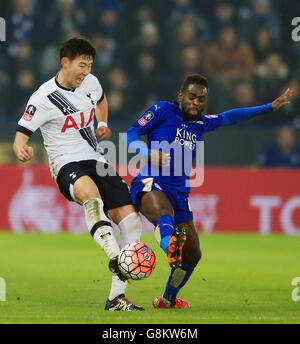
[
  {"x1": 1, "y1": 0, "x2": 300, "y2": 126},
  {"x1": 258, "y1": 125, "x2": 300, "y2": 167}
]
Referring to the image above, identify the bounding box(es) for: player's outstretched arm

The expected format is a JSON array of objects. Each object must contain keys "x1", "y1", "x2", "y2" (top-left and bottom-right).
[
  {"x1": 13, "y1": 132, "x2": 34, "y2": 162},
  {"x1": 95, "y1": 94, "x2": 112, "y2": 140},
  {"x1": 271, "y1": 88, "x2": 294, "y2": 112},
  {"x1": 218, "y1": 88, "x2": 294, "y2": 127}
]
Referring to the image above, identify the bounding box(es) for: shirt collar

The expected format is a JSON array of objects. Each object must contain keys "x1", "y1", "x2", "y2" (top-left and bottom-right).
[{"x1": 55, "y1": 75, "x2": 76, "y2": 92}]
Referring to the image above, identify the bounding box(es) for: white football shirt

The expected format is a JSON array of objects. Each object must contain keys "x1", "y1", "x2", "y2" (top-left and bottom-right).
[{"x1": 17, "y1": 73, "x2": 107, "y2": 180}]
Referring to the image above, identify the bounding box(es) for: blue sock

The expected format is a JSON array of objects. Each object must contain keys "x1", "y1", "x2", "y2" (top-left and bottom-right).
[
  {"x1": 154, "y1": 215, "x2": 175, "y2": 255},
  {"x1": 163, "y1": 260, "x2": 196, "y2": 307}
]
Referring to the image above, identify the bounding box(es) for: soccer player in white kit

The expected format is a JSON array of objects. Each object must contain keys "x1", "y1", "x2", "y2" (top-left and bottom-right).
[{"x1": 13, "y1": 37, "x2": 144, "y2": 311}]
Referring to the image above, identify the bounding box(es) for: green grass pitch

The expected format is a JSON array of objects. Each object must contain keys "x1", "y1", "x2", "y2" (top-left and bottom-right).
[{"x1": 0, "y1": 232, "x2": 299, "y2": 324}]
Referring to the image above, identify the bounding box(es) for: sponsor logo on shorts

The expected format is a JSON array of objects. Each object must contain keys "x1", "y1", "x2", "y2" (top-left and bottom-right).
[
  {"x1": 69, "y1": 172, "x2": 77, "y2": 179},
  {"x1": 154, "y1": 183, "x2": 162, "y2": 190}
]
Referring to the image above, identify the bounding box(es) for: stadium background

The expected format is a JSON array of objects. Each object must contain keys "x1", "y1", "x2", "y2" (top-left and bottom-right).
[{"x1": 0, "y1": 0, "x2": 299, "y2": 235}]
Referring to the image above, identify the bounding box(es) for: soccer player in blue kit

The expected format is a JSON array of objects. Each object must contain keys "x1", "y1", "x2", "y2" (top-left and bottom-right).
[{"x1": 124, "y1": 74, "x2": 293, "y2": 309}]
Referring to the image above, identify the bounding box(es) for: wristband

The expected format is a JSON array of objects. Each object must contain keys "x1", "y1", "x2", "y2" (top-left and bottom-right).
[{"x1": 97, "y1": 121, "x2": 108, "y2": 128}]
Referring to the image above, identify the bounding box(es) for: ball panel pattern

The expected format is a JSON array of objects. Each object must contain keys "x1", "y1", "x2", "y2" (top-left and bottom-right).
[{"x1": 118, "y1": 242, "x2": 156, "y2": 280}]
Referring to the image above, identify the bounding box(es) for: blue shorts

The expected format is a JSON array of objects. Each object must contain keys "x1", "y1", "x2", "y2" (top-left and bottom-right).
[{"x1": 130, "y1": 177, "x2": 193, "y2": 225}]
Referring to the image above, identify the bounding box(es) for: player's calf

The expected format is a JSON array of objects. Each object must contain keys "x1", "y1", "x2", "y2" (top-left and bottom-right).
[
  {"x1": 84, "y1": 197, "x2": 120, "y2": 259},
  {"x1": 180, "y1": 221, "x2": 202, "y2": 266}
]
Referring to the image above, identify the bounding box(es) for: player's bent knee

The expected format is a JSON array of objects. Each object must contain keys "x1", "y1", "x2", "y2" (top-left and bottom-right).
[
  {"x1": 140, "y1": 191, "x2": 174, "y2": 223},
  {"x1": 74, "y1": 177, "x2": 100, "y2": 204},
  {"x1": 77, "y1": 191, "x2": 101, "y2": 205},
  {"x1": 150, "y1": 201, "x2": 174, "y2": 220},
  {"x1": 158, "y1": 207, "x2": 174, "y2": 219},
  {"x1": 142, "y1": 204, "x2": 174, "y2": 224}
]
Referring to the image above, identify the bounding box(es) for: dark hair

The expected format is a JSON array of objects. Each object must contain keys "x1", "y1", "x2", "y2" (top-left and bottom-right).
[
  {"x1": 60, "y1": 36, "x2": 96, "y2": 61},
  {"x1": 181, "y1": 74, "x2": 209, "y2": 92}
]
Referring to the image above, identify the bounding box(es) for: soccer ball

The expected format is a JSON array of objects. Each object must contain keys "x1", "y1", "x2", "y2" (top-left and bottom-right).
[{"x1": 118, "y1": 242, "x2": 156, "y2": 280}]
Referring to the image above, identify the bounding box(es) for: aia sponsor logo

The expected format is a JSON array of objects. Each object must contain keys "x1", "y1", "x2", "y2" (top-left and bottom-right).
[
  {"x1": 61, "y1": 108, "x2": 95, "y2": 132},
  {"x1": 23, "y1": 104, "x2": 37, "y2": 121}
]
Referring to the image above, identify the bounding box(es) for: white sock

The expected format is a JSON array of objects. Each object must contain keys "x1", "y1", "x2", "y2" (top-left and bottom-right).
[
  {"x1": 108, "y1": 275, "x2": 128, "y2": 301},
  {"x1": 83, "y1": 198, "x2": 120, "y2": 259},
  {"x1": 108, "y1": 212, "x2": 142, "y2": 300},
  {"x1": 117, "y1": 212, "x2": 143, "y2": 249}
]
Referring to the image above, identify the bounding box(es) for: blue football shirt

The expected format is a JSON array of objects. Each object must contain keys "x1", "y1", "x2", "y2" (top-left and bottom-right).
[{"x1": 126, "y1": 101, "x2": 272, "y2": 193}]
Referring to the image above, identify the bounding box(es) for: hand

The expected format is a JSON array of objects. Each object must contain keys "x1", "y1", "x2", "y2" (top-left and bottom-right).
[
  {"x1": 95, "y1": 126, "x2": 112, "y2": 140},
  {"x1": 148, "y1": 150, "x2": 171, "y2": 167},
  {"x1": 271, "y1": 88, "x2": 294, "y2": 111},
  {"x1": 16, "y1": 145, "x2": 34, "y2": 162}
]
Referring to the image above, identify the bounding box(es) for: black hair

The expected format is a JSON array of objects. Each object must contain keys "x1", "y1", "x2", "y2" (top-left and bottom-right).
[
  {"x1": 181, "y1": 74, "x2": 209, "y2": 92},
  {"x1": 60, "y1": 36, "x2": 96, "y2": 61}
]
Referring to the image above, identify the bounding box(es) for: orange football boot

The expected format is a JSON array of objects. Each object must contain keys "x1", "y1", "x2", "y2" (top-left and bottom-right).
[
  {"x1": 153, "y1": 296, "x2": 190, "y2": 309},
  {"x1": 168, "y1": 226, "x2": 187, "y2": 268}
]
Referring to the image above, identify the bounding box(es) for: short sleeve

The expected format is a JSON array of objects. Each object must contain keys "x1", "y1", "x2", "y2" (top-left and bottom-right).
[
  {"x1": 92, "y1": 76, "x2": 104, "y2": 104},
  {"x1": 17, "y1": 93, "x2": 50, "y2": 136}
]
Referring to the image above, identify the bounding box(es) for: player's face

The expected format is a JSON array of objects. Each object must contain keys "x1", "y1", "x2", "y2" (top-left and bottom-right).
[
  {"x1": 65, "y1": 55, "x2": 93, "y2": 88},
  {"x1": 178, "y1": 84, "x2": 207, "y2": 121}
]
